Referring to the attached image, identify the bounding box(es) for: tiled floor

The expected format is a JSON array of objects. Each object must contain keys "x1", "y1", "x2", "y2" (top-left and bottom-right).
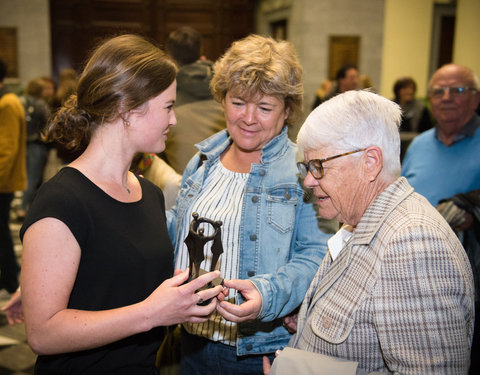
[{"x1": 0, "y1": 193, "x2": 36, "y2": 374}]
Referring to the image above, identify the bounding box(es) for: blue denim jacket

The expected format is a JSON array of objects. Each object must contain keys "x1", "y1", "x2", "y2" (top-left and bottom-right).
[{"x1": 167, "y1": 127, "x2": 335, "y2": 355}]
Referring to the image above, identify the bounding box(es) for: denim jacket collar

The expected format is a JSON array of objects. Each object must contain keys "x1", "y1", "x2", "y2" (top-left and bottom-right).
[{"x1": 196, "y1": 126, "x2": 290, "y2": 163}]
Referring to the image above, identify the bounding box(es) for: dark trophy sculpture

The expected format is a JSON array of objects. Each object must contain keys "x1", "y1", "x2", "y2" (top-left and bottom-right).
[{"x1": 184, "y1": 212, "x2": 223, "y2": 305}]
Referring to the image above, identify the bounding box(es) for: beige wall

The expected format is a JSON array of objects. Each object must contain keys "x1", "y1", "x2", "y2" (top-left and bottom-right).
[
  {"x1": 454, "y1": 0, "x2": 480, "y2": 77},
  {"x1": 381, "y1": 0, "x2": 480, "y2": 99},
  {"x1": 380, "y1": 0, "x2": 433, "y2": 98},
  {"x1": 258, "y1": 0, "x2": 480, "y2": 106},
  {"x1": 257, "y1": 0, "x2": 385, "y2": 113}
]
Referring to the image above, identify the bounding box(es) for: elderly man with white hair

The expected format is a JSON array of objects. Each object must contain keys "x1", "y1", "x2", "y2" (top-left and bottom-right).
[{"x1": 264, "y1": 90, "x2": 474, "y2": 375}]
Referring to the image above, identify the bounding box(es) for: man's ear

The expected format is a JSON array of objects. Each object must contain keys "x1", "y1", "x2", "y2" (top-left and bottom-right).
[
  {"x1": 363, "y1": 146, "x2": 383, "y2": 182},
  {"x1": 474, "y1": 89, "x2": 480, "y2": 107}
]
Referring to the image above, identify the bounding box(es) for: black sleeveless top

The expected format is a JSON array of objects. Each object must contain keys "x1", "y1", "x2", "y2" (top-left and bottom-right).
[{"x1": 21, "y1": 167, "x2": 174, "y2": 375}]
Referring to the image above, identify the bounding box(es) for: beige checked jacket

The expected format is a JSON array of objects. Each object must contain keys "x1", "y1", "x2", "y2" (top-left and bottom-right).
[{"x1": 291, "y1": 177, "x2": 474, "y2": 374}]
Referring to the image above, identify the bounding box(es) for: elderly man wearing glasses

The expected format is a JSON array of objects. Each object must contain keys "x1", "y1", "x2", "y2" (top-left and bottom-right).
[
  {"x1": 262, "y1": 90, "x2": 474, "y2": 375},
  {"x1": 401, "y1": 63, "x2": 480, "y2": 207},
  {"x1": 401, "y1": 63, "x2": 480, "y2": 374}
]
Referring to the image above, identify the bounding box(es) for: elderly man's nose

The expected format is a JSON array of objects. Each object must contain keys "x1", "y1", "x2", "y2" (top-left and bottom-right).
[{"x1": 441, "y1": 88, "x2": 451, "y2": 100}]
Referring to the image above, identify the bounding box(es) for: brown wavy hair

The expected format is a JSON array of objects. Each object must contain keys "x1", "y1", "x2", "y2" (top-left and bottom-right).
[{"x1": 45, "y1": 34, "x2": 177, "y2": 150}]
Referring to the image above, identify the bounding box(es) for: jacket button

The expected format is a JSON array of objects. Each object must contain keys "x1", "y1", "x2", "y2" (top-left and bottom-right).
[
  {"x1": 249, "y1": 234, "x2": 257, "y2": 241},
  {"x1": 247, "y1": 270, "x2": 255, "y2": 277},
  {"x1": 322, "y1": 316, "x2": 333, "y2": 329},
  {"x1": 259, "y1": 170, "x2": 266, "y2": 176},
  {"x1": 251, "y1": 195, "x2": 258, "y2": 203},
  {"x1": 246, "y1": 344, "x2": 253, "y2": 351}
]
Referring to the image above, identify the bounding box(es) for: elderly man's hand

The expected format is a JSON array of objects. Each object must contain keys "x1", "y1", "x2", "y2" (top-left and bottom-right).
[
  {"x1": 436, "y1": 201, "x2": 474, "y2": 231},
  {"x1": 216, "y1": 279, "x2": 262, "y2": 322}
]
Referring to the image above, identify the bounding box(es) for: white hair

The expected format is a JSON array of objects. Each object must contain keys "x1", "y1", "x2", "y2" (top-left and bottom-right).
[{"x1": 297, "y1": 90, "x2": 402, "y2": 178}]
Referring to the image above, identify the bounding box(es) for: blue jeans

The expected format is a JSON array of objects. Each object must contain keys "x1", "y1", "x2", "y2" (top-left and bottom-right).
[
  {"x1": 180, "y1": 328, "x2": 275, "y2": 375},
  {"x1": 0, "y1": 193, "x2": 19, "y2": 292},
  {"x1": 20, "y1": 141, "x2": 48, "y2": 211}
]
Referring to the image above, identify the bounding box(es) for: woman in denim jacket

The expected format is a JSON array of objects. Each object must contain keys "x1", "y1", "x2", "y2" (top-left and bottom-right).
[{"x1": 166, "y1": 34, "x2": 336, "y2": 375}]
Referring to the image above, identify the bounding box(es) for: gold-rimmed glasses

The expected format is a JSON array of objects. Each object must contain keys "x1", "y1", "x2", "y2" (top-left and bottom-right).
[{"x1": 297, "y1": 148, "x2": 367, "y2": 180}]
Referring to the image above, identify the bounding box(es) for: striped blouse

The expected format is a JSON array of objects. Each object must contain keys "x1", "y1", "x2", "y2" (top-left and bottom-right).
[{"x1": 175, "y1": 159, "x2": 248, "y2": 346}]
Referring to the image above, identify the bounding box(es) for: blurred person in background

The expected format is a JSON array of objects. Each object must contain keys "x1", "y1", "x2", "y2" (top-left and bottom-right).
[
  {"x1": 393, "y1": 76, "x2": 432, "y2": 133},
  {"x1": 402, "y1": 63, "x2": 480, "y2": 375},
  {"x1": 165, "y1": 26, "x2": 214, "y2": 106},
  {"x1": 0, "y1": 58, "x2": 25, "y2": 296},
  {"x1": 16, "y1": 77, "x2": 51, "y2": 220},
  {"x1": 162, "y1": 26, "x2": 226, "y2": 173},
  {"x1": 311, "y1": 64, "x2": 358, "y2": 110},
  {"x1": 310, "y1": 79, "x2": 333, "y2": 111}
]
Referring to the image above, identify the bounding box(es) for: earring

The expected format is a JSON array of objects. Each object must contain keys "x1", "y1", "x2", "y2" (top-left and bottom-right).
[{"x1": 123, "y1": 119, "x2": 130, "y2": 127}]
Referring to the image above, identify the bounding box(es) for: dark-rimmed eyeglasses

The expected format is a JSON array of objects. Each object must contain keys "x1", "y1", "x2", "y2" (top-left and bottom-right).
[
  {"x1": 297, "y1": 148, "x2": 367, "y2": 180},
  {"x1": 429, "y1": 86, "x2": 478, "y2": 99}
]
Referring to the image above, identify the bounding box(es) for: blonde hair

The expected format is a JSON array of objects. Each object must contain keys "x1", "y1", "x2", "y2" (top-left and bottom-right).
[{"x1": 210, "y1": 34, "x2": 304, "y2": 126}]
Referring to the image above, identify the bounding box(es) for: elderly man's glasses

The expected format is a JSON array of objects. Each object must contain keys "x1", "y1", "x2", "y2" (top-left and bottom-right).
[
  {"x1": 297, "y1": 148, "x2": 367, "y2": 180},
  {"x1": 430, "y1": 86, "x2": 477, "y2": 99}
]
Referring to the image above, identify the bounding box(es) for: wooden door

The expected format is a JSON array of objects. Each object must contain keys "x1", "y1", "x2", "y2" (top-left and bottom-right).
[
  {"x1": 50, "y1": 0, "x2": 256, "y2": 82},
  {"x1": 328, "y1": 35, "x2": 360, "y2": 80}
]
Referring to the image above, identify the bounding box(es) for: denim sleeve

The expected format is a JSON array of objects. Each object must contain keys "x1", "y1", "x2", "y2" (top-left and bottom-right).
[
  {"x1": 251, "y1": 199, "x2": 336, "y2": 321},
  {"x1": 166, "y1": 207, "x2": 177, "y2": 247}
]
